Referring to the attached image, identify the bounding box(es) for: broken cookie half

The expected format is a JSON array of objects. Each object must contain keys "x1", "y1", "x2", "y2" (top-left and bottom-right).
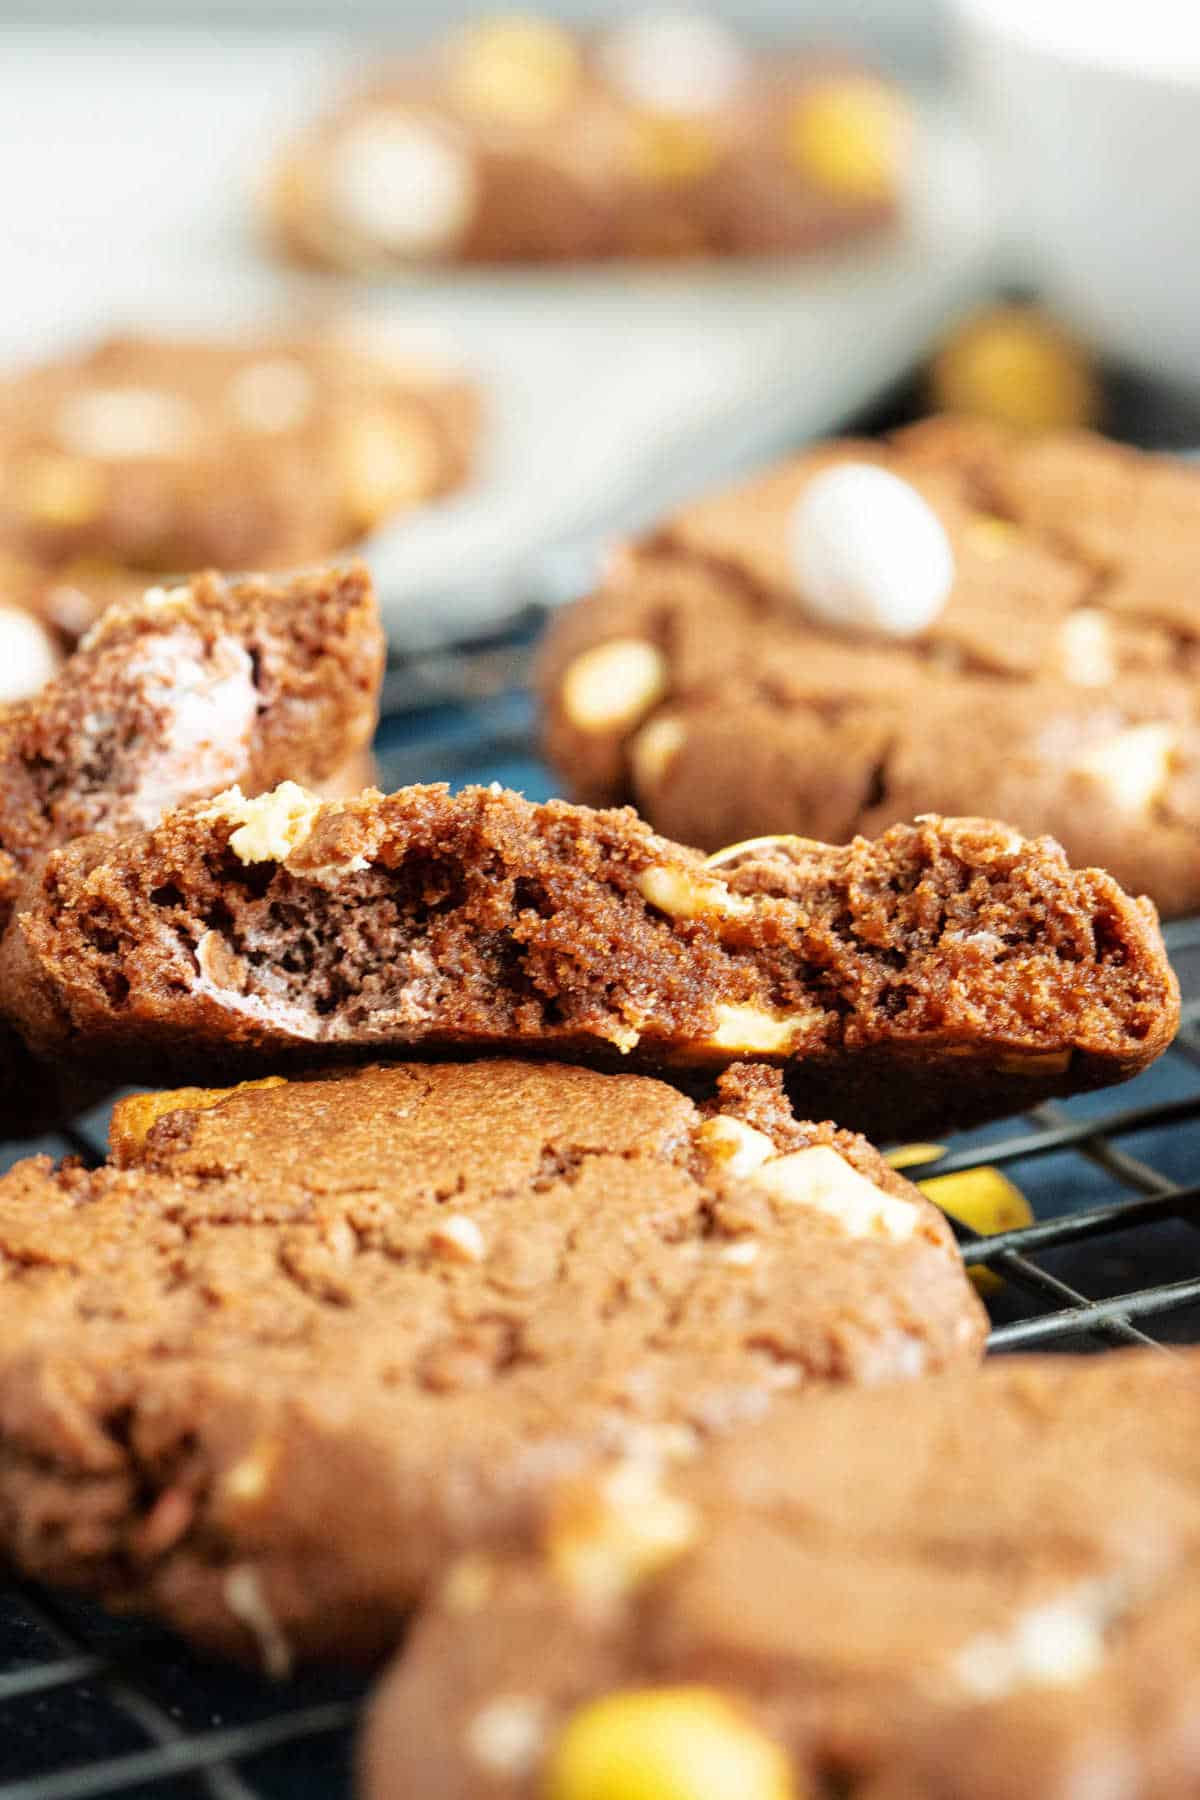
[
  {"x1": 0, "y1": 562, "x2": 383, "y2": 1138},
  {"x1": 0, "y1": 562, "x2": 383, "y2": 931},
  {"x1": 1, "y1": 784, "x2": 1178, "y2": 1139}
]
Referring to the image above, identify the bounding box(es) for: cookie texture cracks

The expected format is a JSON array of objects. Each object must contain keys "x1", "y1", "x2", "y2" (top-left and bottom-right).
[
  {"x1": 0, "y1": 786, "x2": 1177, "y2": 1138},
  {"x1": 0, "y1": 564, "x2": 383, "y2": 933},
  {"x1": 538, "y1": 418, "x2": 1200, "y2": 915},
  {"x1": 362, "y1": 1350, "x2": 1200, "y2": 1800},
  {"x1": 0, "y1": 1060, "x2": 984, "y2": 1664}
]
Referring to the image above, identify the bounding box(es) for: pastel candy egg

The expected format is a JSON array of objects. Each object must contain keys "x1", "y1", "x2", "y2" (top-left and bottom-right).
[
  {"x1": 787, "y1": 462, "x2": 954, "y2": 638},
  {"x1": 601, "y1": 11, "x2": 748, "y2": 115},
  {"x1": 328, "y1": 114, "x2": 476, "y2": 258}
]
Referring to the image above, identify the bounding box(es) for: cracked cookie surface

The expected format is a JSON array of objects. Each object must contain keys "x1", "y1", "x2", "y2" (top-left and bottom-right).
[
  {"x1": 363, "y1": 1349, "x2": 1200, "y2": 1800},
  {"x1": 538, "y1": 418, "x2": 1200, "y2": 915},
  {"x1": 0, "y1": 1059, "x2": 983, "y2": 1663},
  {"x1": 0, "y1": 785, "x2": 1177, "y2": 1141}
]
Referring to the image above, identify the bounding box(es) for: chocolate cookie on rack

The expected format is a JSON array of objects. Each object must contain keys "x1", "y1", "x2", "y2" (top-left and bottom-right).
[
  {"x1": 268, "y1": 12, "x2": 910, "y2": 269},
  {"x1": 0, "y1": 1059, "x2": 984, "y2": 1664},
  {"x1": 1, "y1": 784, "x2": 1176, "y2": 1140},
  {"x1": 538, "y1": 417, "x2": 1200, "y2": 916},
  {"x1": 363, "y1": 1349, "x2": 1200, "y2": 1800}
]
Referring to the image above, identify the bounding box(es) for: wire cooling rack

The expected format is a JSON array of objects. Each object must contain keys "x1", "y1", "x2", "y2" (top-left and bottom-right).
[{"x1": 3, "y1": 618, "x2": 1200, "y2": 1798}]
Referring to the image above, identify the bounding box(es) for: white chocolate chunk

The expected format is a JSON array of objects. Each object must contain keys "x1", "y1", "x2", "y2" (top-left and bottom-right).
[
  {"x1": 430, "y1": 1214, "x2": 487, "y2": 1263},
  {"x1": 630, "y1": 714, "x2": 686, "y2": 790},
  {"x1": 57, "y1": 386, "x2": 198, "y2": 459},
  {"x1": 547, "y1": 1460, "x2": 700, "y2": 1605},
  {"x1": 140, "y1": 584, "x2": 192, "y2": 617},
  {"x1": 201, "y1": 781, "x2": 324, "y2": 865},
  {"x1": 954, "y1": 1585, "x2": 1118, "y2": 1698},
  {"x1": 228, "y1": 358, "x2": 315, "y2": 434},
  {"x1": 696, "y1": 1114, "x2": 776, "y2": 1178},
  {"x1": 600, "y1": 10, "x2": 748, "y2": 113},
  {"x1": 560, "y1": 638, "x2": 667, "y2": 733},
  {"x1": 719, "y1": 1237, "x2": 760, "y2": 1266},
  {"x1": 0, "y1": 605, "x2": 59, "y2": 703},
  {"x1": 638, "y1": 863, "x2": 753, "y2": 920},
  {"x1": 750, "y1": 1144, "x2": 918, "y2": 1240},
  {"x1": 1058, "y1": 608, "x2": 1116, "y2": 687},
  {"x1": 1072, "y1": 722, "x2": 1177, "y2": 813},
  {"x1": 223, "y1": 1566, "x2": 293, "y2": 1679},
  {"x1": 221, "y1": 1438, "x2": 281, "y2": 1505},
  {"x1": 787, "y1": 462, "x2": 955, "y2": 638},
  {"x1": 707, "y1": 1003, "x2": 811, "y2": 1054},
  {"x1": 703, "y1": 832, "x2": 823, "y2": 870},
  {"x1": 329, "y1": 114, "x2": 476, "y2": 257},
  {"x1": 464, "y1": 1696, "x2": 548, "y2": 1777}
]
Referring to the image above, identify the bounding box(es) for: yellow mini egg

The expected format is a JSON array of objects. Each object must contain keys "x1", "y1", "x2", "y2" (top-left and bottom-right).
[
  {"x1": 543, "y1": 1686, "x2": 796, "y2": 1800},
  {"x1": 929, "y1": 306, "x2": 1101, "y2": 433},
  {"x1": 886, "y1": 1144, "x2": 1032, "y2": 1294},
  {"x1": 449, "y1": 14, "x2": 581, "y2": 127},
  {"x1": 786, "y1": 77, "x2": 910, "y2": 203}
]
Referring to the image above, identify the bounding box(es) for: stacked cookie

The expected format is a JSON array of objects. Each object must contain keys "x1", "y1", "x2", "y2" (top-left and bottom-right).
[
  {"x1": 267, "y1": 12, "x2": 910, "y2": 271},
  {"x1": 0, "y1": 558, "x2": 1187, "y2": 1797}
]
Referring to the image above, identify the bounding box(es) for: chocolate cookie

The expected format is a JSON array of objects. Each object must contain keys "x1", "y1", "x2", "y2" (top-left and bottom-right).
[
  {"x1": 0, "y1": 328, "x2": 477, "y2": 598},
  {"x1": 0, "y1": 563, "x2": 383, "y2": 935},
  {"x1": 0, "y1": 786, "x2": 1176, "y2": 1141},
  {"x1": 0, "y1": 1059, "x2": 984, "y2": 1664},
  {"x1": 267, "y1": 13, "x2": 908, "y2": 270},
  {"x1": 538, "y1": 417, "x2": 1200, "y2": 916},
  {"x1": 362, "y1": 1349, "x2": 1200, "y2": 1800},
  {"x1": 0, "y1": 563, "x2": 382, "y2": 1139}
]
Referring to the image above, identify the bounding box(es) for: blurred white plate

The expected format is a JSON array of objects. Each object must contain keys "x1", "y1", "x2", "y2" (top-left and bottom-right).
[{"x1": 0, "y1": 31, "x2": 994, "y2": 645}]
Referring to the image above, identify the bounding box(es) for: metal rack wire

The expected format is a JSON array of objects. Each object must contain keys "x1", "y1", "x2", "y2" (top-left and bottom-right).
[{"x1": 3, "y1": 621, "x2": 1200, "y2": 1798}]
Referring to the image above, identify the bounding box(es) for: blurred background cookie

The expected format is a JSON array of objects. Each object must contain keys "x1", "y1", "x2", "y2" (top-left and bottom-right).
[
  {"x1": 266, "y1": 12, "x2": 913, "y2": 270},
  {"x1": 0, "y1": 326, "x2": 478, "y2": 671}
]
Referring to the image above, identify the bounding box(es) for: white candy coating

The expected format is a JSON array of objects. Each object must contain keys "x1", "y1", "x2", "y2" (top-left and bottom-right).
[
  {"x1": 329, "y1": 115, "x2": 476, "y2": 257},
  {"x1": 600, "y1": 10, "x2": 748, "y2": 113},
  {"x1": 787, "y1": 462, "x2": 955, "y2": 639},
  {"x1": 0, "y1": 605, "x2": 60, "y2": 703}
]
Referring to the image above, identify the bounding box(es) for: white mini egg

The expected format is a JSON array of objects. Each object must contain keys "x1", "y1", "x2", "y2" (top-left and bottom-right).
[
  {"x1": 329, "y1": 114, "x2": 476, "y2": 258},
  {"x1": 0, "y1": 606, "x2": 60, "y2": 704},
  {"x1": 787, "y1": 461, "x2": 954, "y2": 638},
  {"x1": 600, "y1": 11, "x2": 748, "y2": 114}
]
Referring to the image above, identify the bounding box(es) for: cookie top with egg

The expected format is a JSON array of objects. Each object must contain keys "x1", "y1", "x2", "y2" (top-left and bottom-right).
[
  {"x1": 538, "y1": 416, "x2": 1200, "y2": 917},
  {"x1": 265, "y1": 11, "x2": 910, "y2": 270},
  {"x1": 0, "y1": 327, "x2": 478, "y2": 585}
]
